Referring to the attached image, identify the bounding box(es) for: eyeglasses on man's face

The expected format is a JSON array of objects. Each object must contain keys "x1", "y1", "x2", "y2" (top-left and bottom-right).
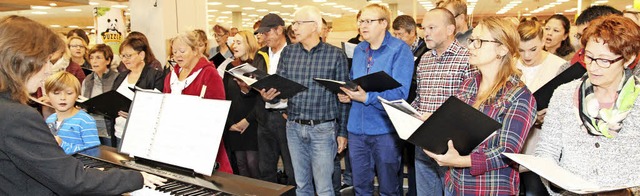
[
  {"x1": 292, "y1": 20, "x2": 315, "y2": 26},
  {"x1": 466, "y1": 38, "x2": 502, "y2": 49},
  {"x1": 357, "y1": 18, "x2": 384, "y2": 26},
  {"x1": 584, "y1": 55, "x2": 624, "y2": 68}
]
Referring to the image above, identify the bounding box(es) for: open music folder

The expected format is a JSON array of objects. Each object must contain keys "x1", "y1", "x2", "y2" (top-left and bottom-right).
[
  {"x1": 226, "y1": 63, "x2": 307, "y2": 99},
  {"x1": 76, "y1": 90, "x2": 131, "y2": 118},
  {"x1": 315, "y1": 71, "x2": 402, "y2": 94},
  {"x1": 119, "y1": 91, "x2": 231, "y2": 176},
  {"x1": 503, "y1": 153, "x2": 639, "y2": 194},
  {"x1": 380, "y1": 96, "x2": 501, "y2": 155}
]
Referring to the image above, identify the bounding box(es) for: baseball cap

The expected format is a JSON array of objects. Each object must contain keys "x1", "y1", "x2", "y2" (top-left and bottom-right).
[{"x1": 255, "y1": 13, "x2": 285, "y2": 34}]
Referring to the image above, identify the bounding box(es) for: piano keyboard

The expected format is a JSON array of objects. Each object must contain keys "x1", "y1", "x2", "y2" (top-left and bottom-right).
[{"x1": 73, "y1": 154, "x2": 227, "y2": 196}]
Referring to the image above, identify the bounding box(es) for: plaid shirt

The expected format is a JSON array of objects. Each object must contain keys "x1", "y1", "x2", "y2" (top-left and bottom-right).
[
  {"x1": 411, "y1": 40, "x2": 470, "y2": 113},
  {"x1": 277, "y1": 41, "x2": 350, "y2": 137},
  {"x1": 446, "y1": 70, "x2": 537, "y2": 195}
]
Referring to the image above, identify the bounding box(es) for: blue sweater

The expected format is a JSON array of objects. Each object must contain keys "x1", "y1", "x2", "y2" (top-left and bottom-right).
[
  {"x1": 347, "y1": 32, "x2": 415, "y2": 135},
  {"x1": 46, "y1": 110, "x2": 100, "y2": 154}
]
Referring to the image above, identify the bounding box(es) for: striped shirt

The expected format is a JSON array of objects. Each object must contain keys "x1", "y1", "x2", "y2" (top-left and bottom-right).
[
  {"x1": 411, "y1": 40, "x2": 471, "y2": 113},
  {"x1": 446, "y1": 70, "x2": 537, "y2": 195},
  {"x1": 46, "y1": 110, "x2": 100, "y2": 154},
  {"x1": 277, "y1": 41, "x2": 350, "y2": 136}
]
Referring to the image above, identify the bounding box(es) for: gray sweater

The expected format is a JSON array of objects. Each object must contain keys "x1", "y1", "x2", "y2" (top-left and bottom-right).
[{"x1": 535, "y1": 80, "x2": 640, "y2": 195}]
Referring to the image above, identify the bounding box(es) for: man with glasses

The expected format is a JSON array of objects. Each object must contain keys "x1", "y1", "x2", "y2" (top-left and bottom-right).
[
  {"x1": 233, "y1": 13, "x2": 296, "y2": 189},
  {"x1": 438, "y1": 0, "x2": 472, "y2": 46},
  {"x1": 411, "y1": 8, "x2": 470, "y2": 196},
  {"x1": 259, "y1": 6, "x2": 350, "y2": 195},
  {"x1": 570, "y1": 5, "x2": 622, "y2": 68},
  {"x1": 338, "y1": 3, "x2": 413, "y2": 195}
]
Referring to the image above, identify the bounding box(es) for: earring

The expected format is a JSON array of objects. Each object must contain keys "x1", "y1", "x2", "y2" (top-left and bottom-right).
[{"x1": 496, "y1": 55, "x2": 503, "y2": 60}]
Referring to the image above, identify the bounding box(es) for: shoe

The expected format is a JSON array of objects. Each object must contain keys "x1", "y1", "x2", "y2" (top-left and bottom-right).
[{"x1": 340, "y1": 183, "x2": 353, "y2": 191}]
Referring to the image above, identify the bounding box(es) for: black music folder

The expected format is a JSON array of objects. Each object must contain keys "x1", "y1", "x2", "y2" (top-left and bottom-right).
[
  {"x1": 227, "y1": 63, "x2": 307, "y2": 99},
  {"x1": 533, "y1": 62, "x2": 586, "y2": 109},
  {"x1": 81, "y1": 68, "x2": 93, "y2": 76},
  {"x1": 209, "y1": 52, "x2": 227, "y2": 68},
  {"x1": 77, "y1": 90, "x2": 131, "y2": 118},
  {"x1": 313, "y1": 78, "x2": 358, "y2": 94},
  {"x1": 382, "y1": 96, "x2": 501, "y2": 155},
  {"x1": 316, "y1": 71, "x2": 401, "y2": 93}
]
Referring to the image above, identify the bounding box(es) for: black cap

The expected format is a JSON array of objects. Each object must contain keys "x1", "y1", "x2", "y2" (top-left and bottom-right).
[{"x1": 255, "y1": 13, "x2": 284, "y2": 34}]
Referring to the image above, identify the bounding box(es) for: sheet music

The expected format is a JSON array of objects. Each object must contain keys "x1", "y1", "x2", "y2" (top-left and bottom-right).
[
  {"x1": 503, "y1": 153, "x2": 638, "y2": 194},
  {"x1": 342, "y1": 42, "x2": 357, "y2": 58},
  {"x1": 379, "y1": 97, "x2": 423, "y2": 140},
  {"x1": 120, "y1": 91, "x2": 231, "y2": 175},
  {"x1": 226, "y1": 63, "x2": 261, "y2": 85}
]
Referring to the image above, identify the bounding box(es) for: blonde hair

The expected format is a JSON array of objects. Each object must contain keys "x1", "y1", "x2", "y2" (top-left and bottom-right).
[
  {"x1": 170, "y1": 31, "x2": 200, "y2": 53},
  {"x1": 193, "y1": 29, "x2": 209, "y2": 57},
  {"x1": 361, "y1": 3, "x2": 392, "y2": 30},
  {"x1": 44, "y1": 71, "x2": 81, "y2": 95},
  {"x1": 235, "y1": 31, "x2": 259, "y2": 61},
  {"x1": 0, "y1": 15, "x2": 65, "y2": 104},
  {"x1": 517, "y1": 18, "x2": 543, "y2": 42},
  {"x1": 474, "y1": 17, "x2": 522, "y2": 108},
  {"x1": 439, "y1": 0, "x2": 467, "y2": 16},
  {"x1": 68, "y1": 35, "x2": 88, "y2": 59}
]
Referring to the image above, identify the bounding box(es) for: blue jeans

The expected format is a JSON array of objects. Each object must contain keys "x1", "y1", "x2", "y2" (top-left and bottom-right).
[
  {"x1": 415, "y1": 146, "x2": 448, "y2": 196},
  {"x1": 349, "y1": 133, "x2": 403, "y2": 196},
  {"x1": 287, "y1": 121, "x2": 337, "y2": 196}
]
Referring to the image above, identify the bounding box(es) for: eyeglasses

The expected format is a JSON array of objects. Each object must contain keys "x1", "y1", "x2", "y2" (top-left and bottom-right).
[
  {"x1": 467, "y1": 38, "x2": 501, "y2": 49},
  {"x1": 574, "y1": 33, "x2": 582, "y2": 40},
  {"x1": 120, "y1": 52, "x2": 140, "y2": 60},
  {"x1": 69, "y1": 44, "x2": 84, "y2": 49},
  {"x1": 357, "y1": 18, "x2": 384, "y2": 26},
  {"x1": 292, "y1": 20, "x2": 315, "y2": 26},
  {"x1": 215, "y1": 32, "x2": 228, "y2": 38},
  {"x1": 584, "y1": 55, "x2": 624, "y2": 68}
]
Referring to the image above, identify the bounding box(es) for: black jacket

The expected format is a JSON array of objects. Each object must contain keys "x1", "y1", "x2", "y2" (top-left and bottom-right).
[
  {"x1": 0, "y1": 92, "x2": 143, "y2": 195},
  {"x1": 112, "y1": 64, "x2": 165, "y2": 91}
]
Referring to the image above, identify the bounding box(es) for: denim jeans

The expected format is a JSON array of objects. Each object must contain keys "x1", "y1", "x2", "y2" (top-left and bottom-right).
[
  {"x1": 349, "y1": 132, "x2": 403, "y2": 196},
  {"x1": 287, "y1": 120, "x2": 337, "y2": 196},
  {"x1": 415, "y1": 146, "x2": 448, "y2": 196}
]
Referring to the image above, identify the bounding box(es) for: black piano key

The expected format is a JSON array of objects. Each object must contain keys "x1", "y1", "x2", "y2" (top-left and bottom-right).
[
  {"x1": 183, "y1": 189, "x2": 208, "y2": 196},
  {"x1": 164, "y1": 183, "x2": 189, "y2": 192},
  {"x1": 157, "y1": 181, "x2": 180, "y2": 192},
  {"x1": 179, "y1": 187, "x2": 204, "y2": 196},
  {"x1": 170, "y1": 185, "x2": 193, "y2": 194},
  {"x1": 158, "y1": 183, "x2": 182, "y2": 192},
  {"x1": 174, "y1": 186, "x2": 200, "y2": 195}
]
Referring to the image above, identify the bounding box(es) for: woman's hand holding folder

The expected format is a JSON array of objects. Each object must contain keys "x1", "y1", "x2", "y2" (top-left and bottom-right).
[
  {"x1": 423, "y1": 140, "x2": 472, "y2": 168},
  {"x1": 339, "y1": 85, "x2": 367, "y2": 102}
]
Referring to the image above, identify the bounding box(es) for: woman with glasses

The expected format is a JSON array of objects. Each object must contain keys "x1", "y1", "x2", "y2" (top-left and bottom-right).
[
  {"x1": 163, "y1": 31, "x2": 232, "y2": 174},
  {"x1": 110, "y1": 37, "x2": 165, "y2": 146},
  {"x1": 423, "y1": 17, "x2": 536, "y2": 195},
  {"x1": 208, "y1": 24, "x2": 233, "y2": 67},
  {"x1": 116, "y1": 32, "x2": 163, "y2": 73},
  {"x1": 64, "y1": 36, "x2": 89, "y2": 82},
  {"x1": 543, "y1": 14, "x2": 575, "y2": 61},
  {"x1": 535, "y1": 15, "x2": 640, "y2": 195}
]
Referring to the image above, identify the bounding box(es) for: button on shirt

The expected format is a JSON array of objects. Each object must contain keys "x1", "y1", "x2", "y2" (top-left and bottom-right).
[
  {"x1": 276, "y1": 41, "x2": 350, "y2": 137},
  {"x1": 411, "y1": 40, "x2": 471, "y2": 113}
]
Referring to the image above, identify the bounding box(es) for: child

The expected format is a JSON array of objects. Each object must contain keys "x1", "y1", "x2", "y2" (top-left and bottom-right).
[{"x1": 44, "y1": 71, "x2": 100, "y2": 155}]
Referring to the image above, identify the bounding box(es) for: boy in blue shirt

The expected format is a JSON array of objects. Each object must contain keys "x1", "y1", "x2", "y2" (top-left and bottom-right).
[{"x1": 44, "y1": 71, "x2": 100, "y2": 155}]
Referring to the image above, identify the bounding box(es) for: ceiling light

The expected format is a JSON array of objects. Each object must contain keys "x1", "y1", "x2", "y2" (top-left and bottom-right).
[
  {"x1": 242, "y1": 7, "x2": 255, "y2": 10},
  {"x1": 225, "y1": 5, "x2": 240, "y2": 8},
  {"x1": 31, "y1": 6, "x2": 51, "y2": 10},
  {"x1": 369, "y1": 0, "x2": 382, "y2": 3},
  {"x1": 282, "y1": 4, "x2": 296, "y2": 8},
  {"x1": 242, "y1": 18, "x2": 251, "y2": 21},
  {"x1": 251, "y1": 0, "x2": 267, "y2": 2},
  {"x1": 272, "y1": 11, "x2": 281, "y2": 14},
  {"x1": 267, "y1": 2, "x2": 282, "y2": 5},
  {"x1": 208, "y1": 9, "x2": 218, "y2": 12},
  {"x1": 49, "y1": 3, "x2": 57, "y2": 6},
  {"x1": 594, "y1": 0, "x2": 608, "y2": 3},
  {"x1": 249, "y1": 14, "x2": 259, "y2": 17},
  {"x1": 218, "y1": 16, "x2": 229, "y2": 19},
  {"x1": 68, "y1": 25, "x2": 79, "y2": 28},
  {"x1": 627, "y1": 5, "x2": 633, "y2": 9},
  {"x1": 208, "y1": 2, "x2": 222, "y2": 5},
  {"x1": 111, "y1": 4, "x2": 128, "y2": 8},
  {"x1": 281, "y1": 12, "x2": 290, "y2": 15},
  {"x1": 257, "y1": 9, "x2": 268, "y2": 12},
  {"x1": 207, "y1": 15, "x2": 215, "y2": 18},
  {"x1": 334, "y1": 5, "x2": 345, "y2": 8},
  {"x1": 313, "y1": 0, "x2": 327, "y2": 2},
  {"x1": 86, "y1": 26, "x2": 94, "y2": 29},
  {"x1": 124, "y1": 12, "x2": 130, "y2": 15},
  {"x1": 221, "y1": 11, "x2": 232, "y2": 14},
  {"x1": 31, "y1": 11, "x2": 47, "y2": 15},
  {"x1": 50, "y1": 24, "x2": 61, "y2": 28},
  {"x1": 65, "y1": 8, "x2": 82, "y2": 12},
  {"x1": 523, "y1": 13, "x2": 532, "y2": 16},
  {"x1": 89, "y1": 1, "x2": 99, "y2": 6}
]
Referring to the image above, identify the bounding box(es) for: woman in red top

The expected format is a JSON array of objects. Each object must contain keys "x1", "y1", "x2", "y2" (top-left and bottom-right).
[{"x1": 163, "y1": 31, "x2": 232, "y2": 174}]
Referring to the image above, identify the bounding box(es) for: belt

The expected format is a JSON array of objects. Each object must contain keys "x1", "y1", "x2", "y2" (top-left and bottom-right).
[
  {"x1": 265, "y1": 108, "x2": 286, "y2": 113},
  {"x1": 292, "y1": 119, "x2": 334, "y2": 126}
]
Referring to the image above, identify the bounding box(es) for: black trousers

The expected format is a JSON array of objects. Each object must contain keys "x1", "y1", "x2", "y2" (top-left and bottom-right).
[{"x1": 257, "y1": 110, "x2": 296, "y2": 187}]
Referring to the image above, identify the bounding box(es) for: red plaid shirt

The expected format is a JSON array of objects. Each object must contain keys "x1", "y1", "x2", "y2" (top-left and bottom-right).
[
  {"x1": 411, "y1": 40, "x2": 471, "y2": 113},
  {"x1": 446, "y1": 70, "x2": 537, "y2": 195}
]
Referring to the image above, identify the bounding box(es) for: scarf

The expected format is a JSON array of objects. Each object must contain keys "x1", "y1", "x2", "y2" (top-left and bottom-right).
[{"x1": 578, "y1": 70, "x2": 640, "y2": 138}]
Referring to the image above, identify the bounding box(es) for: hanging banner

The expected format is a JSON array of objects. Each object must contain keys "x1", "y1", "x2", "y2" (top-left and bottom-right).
[{"x1": 94, "y1": 7, "x2": 126, "y2": 55}]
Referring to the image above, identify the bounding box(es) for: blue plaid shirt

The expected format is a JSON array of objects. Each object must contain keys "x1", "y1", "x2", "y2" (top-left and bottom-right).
[{"x1": 277, "y1": 41, "x2": 350, "y2": 137}]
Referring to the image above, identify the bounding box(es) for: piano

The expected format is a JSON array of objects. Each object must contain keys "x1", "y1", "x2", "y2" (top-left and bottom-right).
[{"x1": 74, "y1": 146, "x2": 294, "y2": 196}]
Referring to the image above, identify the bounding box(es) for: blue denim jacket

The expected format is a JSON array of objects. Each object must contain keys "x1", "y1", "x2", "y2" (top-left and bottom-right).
[{"x1": 347, "y1": 31, "x2": 414, "y2": 135}]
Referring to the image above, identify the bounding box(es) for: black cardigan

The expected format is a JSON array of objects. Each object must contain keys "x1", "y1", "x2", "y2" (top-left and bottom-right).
[{"x1": 0, "y1": 92, "x2": 143, "y2": 195}]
